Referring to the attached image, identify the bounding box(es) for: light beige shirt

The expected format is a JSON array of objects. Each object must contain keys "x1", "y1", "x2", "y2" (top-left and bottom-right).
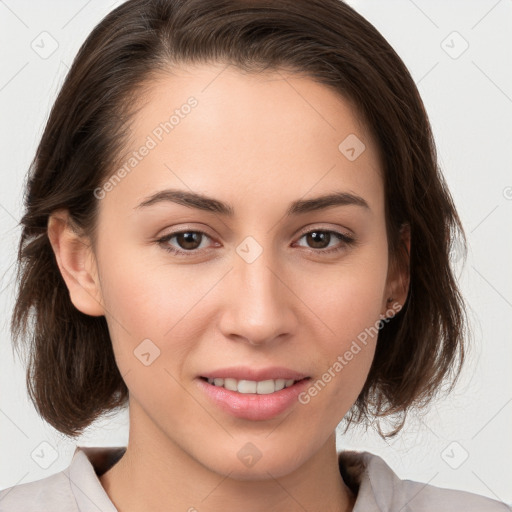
[{"x1": 0, "y1": 446, "x2": 509, "y2": 511}]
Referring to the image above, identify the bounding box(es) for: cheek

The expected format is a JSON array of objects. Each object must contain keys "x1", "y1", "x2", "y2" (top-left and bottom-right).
[
  {"x1": 96, "y1": 248, "x2": 203, "y2": 416},
  {"x1": 94, "y1": 236, "x2": 201, "y2": 375},
  {"x1": 97, "y1": 236, "x2": 206, "y2": 334},
  {"x1": 294, "y1": 249, "x2": 388, "y2": 410},
  {"x1": 301, "y1": 248, "x2": 389, "y2": 344}
]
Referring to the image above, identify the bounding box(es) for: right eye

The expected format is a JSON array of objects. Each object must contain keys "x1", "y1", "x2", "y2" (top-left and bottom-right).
[{"x1": 157, "y1": 230, "x2": 217, "y2": 256}]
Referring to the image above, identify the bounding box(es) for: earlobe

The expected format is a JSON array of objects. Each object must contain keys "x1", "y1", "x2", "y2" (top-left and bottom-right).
[{"x1": 47, "y1": 210, "x2": 105, "y2": 317}]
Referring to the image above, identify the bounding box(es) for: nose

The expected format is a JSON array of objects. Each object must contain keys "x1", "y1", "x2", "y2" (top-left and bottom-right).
[{"x1": 218, "y1": 247, "x2": 298, "y2": 346}]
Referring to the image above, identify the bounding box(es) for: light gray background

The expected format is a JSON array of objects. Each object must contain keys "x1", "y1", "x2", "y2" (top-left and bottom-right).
[{"x1": 1, "y1": 0, "x2": 511, "y2": 505}]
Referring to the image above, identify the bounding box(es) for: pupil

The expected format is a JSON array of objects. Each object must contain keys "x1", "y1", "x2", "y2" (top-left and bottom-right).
[
  {"x1": 178, "y1": 232, "x2": 201, "y2": 250},
  {"x1": 308, "y1": 231, "x2": 330, "y2": 249}
]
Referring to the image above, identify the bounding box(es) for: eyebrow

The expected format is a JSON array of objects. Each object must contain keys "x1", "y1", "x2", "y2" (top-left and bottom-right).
[{"x1": 135, "y1": 188, "x2": 370, "y2": 216}]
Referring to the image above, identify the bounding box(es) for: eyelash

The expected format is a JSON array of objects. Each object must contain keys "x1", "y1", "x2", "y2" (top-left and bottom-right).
[{"x1": 156, "y1": 228, "x2": 356, "y2": 257}]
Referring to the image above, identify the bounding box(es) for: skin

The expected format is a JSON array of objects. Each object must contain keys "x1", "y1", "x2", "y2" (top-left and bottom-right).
[{"x1": 48, "y1": 63, "x2": 409, "y2": 512}]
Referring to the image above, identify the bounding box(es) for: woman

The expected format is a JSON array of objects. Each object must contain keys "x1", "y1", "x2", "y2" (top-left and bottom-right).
[{"x1": 1, "y1": 0, "x2": 509, "y2": 510}]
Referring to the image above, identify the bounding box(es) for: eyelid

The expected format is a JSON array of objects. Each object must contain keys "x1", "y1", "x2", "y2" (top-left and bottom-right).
[
  {"x1": 157, "y1": 223, "x2": 217, "y2": 240},
  {"x1": 295, "y1": 223, "x2": 354, "y2": 237}
]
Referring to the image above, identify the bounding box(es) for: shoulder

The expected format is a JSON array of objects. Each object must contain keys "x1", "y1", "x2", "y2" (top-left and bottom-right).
[
  {"x1": 338, "y1": 449, "x2": 511, "y2": 511},
  {"x1": 0, "y1": 446, "x2": 123, "y2": 512},
  {"x1": 397, "y1": 477, "x2": 511, "y2": 511},
  {"x1": 0, "y1": 470, "x2": 77, "y2": 512}
]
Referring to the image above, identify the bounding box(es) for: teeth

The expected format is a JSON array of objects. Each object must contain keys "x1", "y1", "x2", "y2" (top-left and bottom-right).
[
  {"x1": 224, "y1": 378, "x2": 238, "y2": 391},
  {"x1": 206, "y1": 377, "x2": 298, "y2": 394}
]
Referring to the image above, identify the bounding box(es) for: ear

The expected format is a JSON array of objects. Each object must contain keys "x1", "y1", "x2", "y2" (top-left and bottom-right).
[
  {"x1": 47, "y1": 210, "x2": 105, "y2": 317},
  {"x1": 382, "y1": 223, "x2": 410, "y2": 317}
]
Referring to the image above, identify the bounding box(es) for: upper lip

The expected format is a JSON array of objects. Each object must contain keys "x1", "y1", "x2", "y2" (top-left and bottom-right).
[{"x1": 200, "y1": 366, "x2": 309, "y2": 381}]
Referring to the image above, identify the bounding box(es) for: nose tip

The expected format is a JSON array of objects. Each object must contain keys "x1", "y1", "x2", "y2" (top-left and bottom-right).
[
  {"x1": 218, "y1": 257, "x2": 297, "y2": 347},
  {"x1": 228, "y1": 299, "x2": 290, "y2": 346}
]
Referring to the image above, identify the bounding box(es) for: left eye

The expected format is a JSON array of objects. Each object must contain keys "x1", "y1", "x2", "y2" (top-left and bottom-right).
[{"x1": 295, "y1": 230, "x2": 353, "y2": 252}]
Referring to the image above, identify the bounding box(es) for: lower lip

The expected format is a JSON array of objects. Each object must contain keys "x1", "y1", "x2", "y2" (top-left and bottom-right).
[{"x1": 196, "y1": 378, "x2": 311, "y2": 421}]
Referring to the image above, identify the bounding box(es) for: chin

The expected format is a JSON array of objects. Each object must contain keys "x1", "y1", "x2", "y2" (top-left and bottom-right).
[{"x1": 201, "y1": 443, "x2": 309, "y2": 481}]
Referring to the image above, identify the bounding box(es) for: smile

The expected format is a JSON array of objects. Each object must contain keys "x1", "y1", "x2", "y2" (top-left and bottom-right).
[
  {"x1": 202, "y1": 377, "x2": 300, "y2": 394},
  {"x1": 197, "y1": 372, "x2": 311, "y2": 420}
]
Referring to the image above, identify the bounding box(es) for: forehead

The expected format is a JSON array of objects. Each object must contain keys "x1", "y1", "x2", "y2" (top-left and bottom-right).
[{"x1": 104, "y1": 63, "x2": 383, "y2": 216}]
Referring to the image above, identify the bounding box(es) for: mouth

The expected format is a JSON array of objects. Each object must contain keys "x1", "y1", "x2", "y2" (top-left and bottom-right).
[
  {"x1": 196, "y1": 369, "x2": 311, "y2": 420},
  {"x1": 199, "y1": 376, "x2": 309, "y2": 395}
]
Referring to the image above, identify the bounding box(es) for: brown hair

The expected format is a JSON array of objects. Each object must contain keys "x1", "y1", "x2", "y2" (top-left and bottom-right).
[{"x1": 12, "y1": 0, "x2": 466, "y2": 438}]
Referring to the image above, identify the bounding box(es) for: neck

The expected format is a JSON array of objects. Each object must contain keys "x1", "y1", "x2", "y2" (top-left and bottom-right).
[{"x1": 99, "y1": 402, "x2": 356, "y2": 512}]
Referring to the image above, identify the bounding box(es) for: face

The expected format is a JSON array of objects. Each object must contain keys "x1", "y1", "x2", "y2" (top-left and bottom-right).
[{"x1": 77, "y1": 63, "x2": 402, "y2": 479}]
